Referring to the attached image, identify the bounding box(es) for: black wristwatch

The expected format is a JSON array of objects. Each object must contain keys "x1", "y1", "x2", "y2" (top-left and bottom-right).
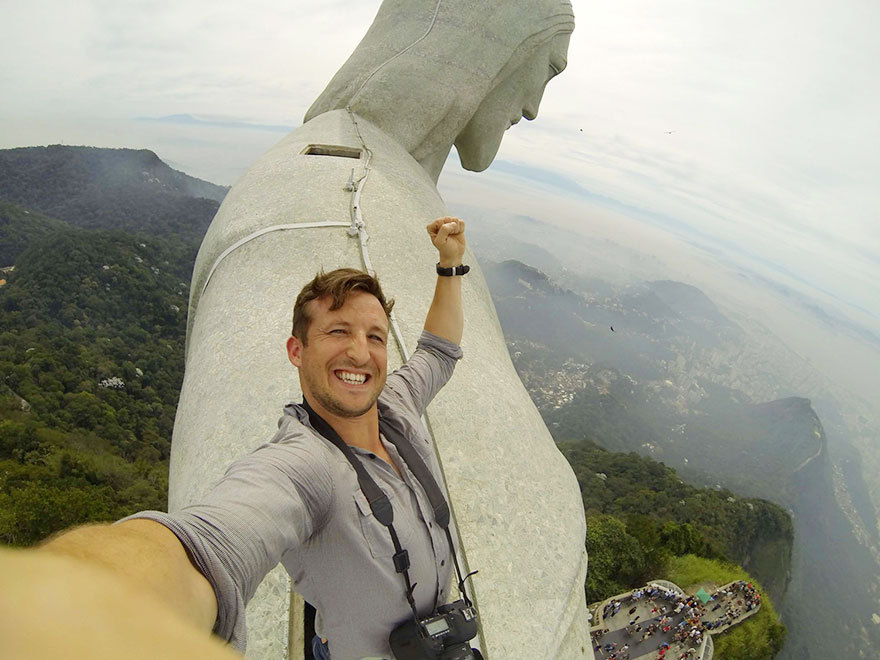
[{"x1": 436, "y1": 263, "x2": 470, "y2": 276}]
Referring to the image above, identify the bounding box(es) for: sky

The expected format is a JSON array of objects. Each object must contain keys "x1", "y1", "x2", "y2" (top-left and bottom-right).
[{"x1": 2, "y1": 0, "x2": 879, "y2": 393}]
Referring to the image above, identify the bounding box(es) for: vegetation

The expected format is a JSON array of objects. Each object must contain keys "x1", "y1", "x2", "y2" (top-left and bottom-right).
[
  {"x1": 0, "y1": 145, "x2": 224, "y2": 244},
  {"x1": 0, "y1": 224, "x2": 194, "y2": 545},
  {"x1": 0, "y1": 199, "x2": 68, "y2": 266},
  {"x1": 560, "y1": 439, "x2": 793, "y2": 605},
  {"x1": 665, "y1": 555, "x2": 787, "y2": 659},
  {"x1": 565, "y1": 440, "x2": 790, "y2": 657},
  {"x1": 0, "y1": 146, "x2": 218, "y2": 546}
]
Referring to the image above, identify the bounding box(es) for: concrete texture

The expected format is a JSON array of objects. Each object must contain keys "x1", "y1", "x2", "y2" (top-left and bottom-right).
[
  {"x1": 307, "y1": 0, "x2": 576, "y2": 180},
  {"x1": 171, "y1": 2, "x2": 590, "y2": 658}
]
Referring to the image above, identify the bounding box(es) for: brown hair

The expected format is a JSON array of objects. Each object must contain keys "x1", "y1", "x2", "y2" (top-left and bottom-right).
[{"x1": 292, "y1": 268, "x2": 394, "y2": 343}]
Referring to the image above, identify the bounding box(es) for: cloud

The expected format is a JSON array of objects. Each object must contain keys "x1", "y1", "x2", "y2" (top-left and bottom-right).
[
  {"x1": 136, "y1": 114, "x2": 294, "y2": 132},
  {"x1": 1, "y1": 0, "x2": 877, "y2": 318}
]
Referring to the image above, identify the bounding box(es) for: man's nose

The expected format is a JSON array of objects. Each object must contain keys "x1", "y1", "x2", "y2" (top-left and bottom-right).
[{"x1": 345, "y1": 333, "x2": 370, "y2": 363}]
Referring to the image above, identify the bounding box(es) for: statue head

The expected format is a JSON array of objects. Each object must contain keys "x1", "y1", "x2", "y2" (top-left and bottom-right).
[{"x1": 305, "y1": 0, "x2": 575, "y2": 181}]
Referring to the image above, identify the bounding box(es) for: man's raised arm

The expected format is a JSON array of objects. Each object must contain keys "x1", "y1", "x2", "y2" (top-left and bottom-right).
[{"x1": 424, "y1": 217, "x2": 467, "y2": 345}]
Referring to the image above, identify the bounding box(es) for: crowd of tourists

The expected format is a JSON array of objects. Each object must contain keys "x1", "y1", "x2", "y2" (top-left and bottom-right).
[
  {"x1": 702, "y1": 580, "x2": 762, "y2": 631},
  {"x1": 591, "y1": 580, "x2": 762, "y2": 659}
]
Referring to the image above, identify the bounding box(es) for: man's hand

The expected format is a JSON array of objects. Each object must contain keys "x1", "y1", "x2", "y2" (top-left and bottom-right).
[
  {"x1": 424, "y1": 216, "x2": 466, "y2": 344},
  {"x1": 0, "y1": 542, "x2": 239, "y2": 660},
  {"x1": 426, "y1": 216, "x2": 466, "y2": 267}
]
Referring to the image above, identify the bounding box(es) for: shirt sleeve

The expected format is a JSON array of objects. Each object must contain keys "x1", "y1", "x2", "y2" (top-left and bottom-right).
[
  {"x1": 119, "y1": 428, "x2": 333, "y2": 651},
  {"x1": 384, "y1": 330, "x2": 462, "y2": 416}
]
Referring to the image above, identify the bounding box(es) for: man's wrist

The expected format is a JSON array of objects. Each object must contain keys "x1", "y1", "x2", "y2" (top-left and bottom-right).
[{"x1": 436, "y1": 263, "x2": 470, "y2": 276}]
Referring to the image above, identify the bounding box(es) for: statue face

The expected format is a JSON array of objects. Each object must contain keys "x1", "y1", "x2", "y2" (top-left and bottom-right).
[{"x1": 455, "y1": 33, "x2": 571, "y2": 171}]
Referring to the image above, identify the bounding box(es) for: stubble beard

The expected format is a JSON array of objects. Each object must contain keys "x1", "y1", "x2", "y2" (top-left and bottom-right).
[
  {"x1": 307, "y1": 368, "x2": 385, "y2": 419},
  {"x1": 312, "y1": 388, "x2": 378, "y2": 419}
]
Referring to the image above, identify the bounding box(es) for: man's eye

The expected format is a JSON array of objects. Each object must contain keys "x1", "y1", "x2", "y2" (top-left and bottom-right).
[
  {"x1": 329, "y1": 328, "x2": 346, "y2": 335},
  {"x1": 370, "y1": 335, "x2": 387, "y2": 344}
]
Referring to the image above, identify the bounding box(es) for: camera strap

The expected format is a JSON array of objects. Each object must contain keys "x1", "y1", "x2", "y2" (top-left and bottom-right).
[
  {"x1": 301, "y1": 398, "x2": 476, "y2": 619},
  {"x1": 375, "y1": 401, "x2": 477, "y2": 610}
]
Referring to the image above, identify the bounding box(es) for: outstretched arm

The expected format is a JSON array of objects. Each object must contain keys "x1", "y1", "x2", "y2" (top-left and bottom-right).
[
  {"x1": 424, "y1": 216, "x2": 467, "y2": 345},
  {"x1": 0, "y1": 520, "x2": 233, "y2": 659}
]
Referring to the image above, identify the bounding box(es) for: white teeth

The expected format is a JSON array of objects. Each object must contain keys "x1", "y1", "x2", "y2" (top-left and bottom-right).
[{"x1": 337, "y1": 371, "x2": 366, "y2": 384}]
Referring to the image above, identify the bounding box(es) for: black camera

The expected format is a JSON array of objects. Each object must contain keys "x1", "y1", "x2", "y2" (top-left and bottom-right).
[{"x1": 389, "y1": 599, "x2": 482, "y2": 660}]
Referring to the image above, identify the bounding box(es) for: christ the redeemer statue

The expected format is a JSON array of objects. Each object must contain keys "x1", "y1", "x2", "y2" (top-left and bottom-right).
[{"x1": 172, "y1": 1, "x2": 590, "y2": 657}]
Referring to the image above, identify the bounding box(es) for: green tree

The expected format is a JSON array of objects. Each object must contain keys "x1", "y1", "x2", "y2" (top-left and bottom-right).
[
  {"x1": 585, "y1": 514, "x2": 646, "y2": 602},
  {"x1": 0, "y1": 482, "x2": 115, "y2": 546},
  {"x1": 625, "y1": 514, "x2": 667, "y2": 578}
]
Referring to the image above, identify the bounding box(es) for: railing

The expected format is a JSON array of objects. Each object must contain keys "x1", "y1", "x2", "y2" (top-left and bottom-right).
[
  {"x1": 700, "y1": 635, "x2": 714, "y2": 660},
  {"x1": 648, "y1": 580, "x2": 686, "y2": 595}
]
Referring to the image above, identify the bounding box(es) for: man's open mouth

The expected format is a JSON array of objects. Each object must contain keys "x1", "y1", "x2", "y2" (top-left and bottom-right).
[{"x1": 335, "y1": 370, "x2": 368, "y2": 385}]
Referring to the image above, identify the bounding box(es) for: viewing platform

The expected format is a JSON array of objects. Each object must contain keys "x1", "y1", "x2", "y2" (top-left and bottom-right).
[{"x1": 588, "y1": 579, "x2": 762, "y2": 659}]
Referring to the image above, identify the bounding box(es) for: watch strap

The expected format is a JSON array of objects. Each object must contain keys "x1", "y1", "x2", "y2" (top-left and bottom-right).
[{"x1": 436, "y1": 263, "x2": 470, "y2": 276}]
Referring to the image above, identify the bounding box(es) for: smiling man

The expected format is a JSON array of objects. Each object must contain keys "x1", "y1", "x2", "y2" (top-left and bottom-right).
[
  {"x1": 288, "y1": 279, "x2": 392, "y2": 421},
  {"x1": 276, "y1": 217, "x2": 466, "y2": 658},
  {"x1": 0, "y1": 217, "x2": 468, "y2": 660},
  {"x1": 130, "y1": 215, "x2": 468, "y2": 660}
]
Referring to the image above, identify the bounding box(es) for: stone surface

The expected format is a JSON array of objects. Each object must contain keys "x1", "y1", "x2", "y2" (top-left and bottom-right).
[
  {"x1": 171, "y1": 1, "x2": 590, "y2": 658},
  {"x1": 307, "y1": 0, "x2": 576, "y2": 180}
]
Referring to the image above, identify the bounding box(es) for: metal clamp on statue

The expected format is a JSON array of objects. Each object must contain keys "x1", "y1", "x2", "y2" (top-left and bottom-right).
[{"x1": 302, "y1": 399, "x2": 482, "y2": 660}]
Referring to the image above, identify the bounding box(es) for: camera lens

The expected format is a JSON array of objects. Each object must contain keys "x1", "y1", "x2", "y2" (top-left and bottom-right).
[
  {"x1": 437, "y1": 602, "x2": 456, "y2": 615},
  {"x1": 439, "y1": 645, "x2": 477, "y2": 660}
]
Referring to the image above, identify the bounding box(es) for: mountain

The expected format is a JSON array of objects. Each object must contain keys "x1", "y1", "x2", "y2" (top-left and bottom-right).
[
  {"x1": 482, "y1": 258, "x2": 880, "y2": 659},
  {"x1": 0, "y1": 146, "x2": 225, "y2": 244},
  {"x1": 0, "y1": 227, "x2": 188, "y2": 544},
  {"x1": 561, "y1": 437, "x2": 792, "y2": 600},
  {"x1": 136, "y1": 113, "x2": 294, "y2": 133},
  {"x1": 0, "y1": 199, "x2": 68, "y2": 266},
  {"x1": 642, "y1": 280, "x2": 735, "y2": 329},
  {"x1": 0, "y1": 147, "x2": 218, "y2": 545}
]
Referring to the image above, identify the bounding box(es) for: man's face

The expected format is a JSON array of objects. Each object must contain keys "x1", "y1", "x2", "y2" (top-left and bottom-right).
[
  {"x1": 455, "y1": 33, "x2": 571, "y2": 171},
  {"x1": 287, "y1": 292, "x2": 389, "y2": 420}
]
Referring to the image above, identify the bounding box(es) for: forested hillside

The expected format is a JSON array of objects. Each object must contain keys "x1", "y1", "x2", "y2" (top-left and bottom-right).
[
  {"x1": 0, "y1": 146, "x2": 214, "y2": 545},
  {"x1": 0, "y1": 199, "x2": 68, "y2": 265},
  {"x1": 0, "y1": 145, "x2": 225, "y2": 243},
  {"x1": 0, "y1": 227, "x2": 191, "y2": 544},
  {"x1": 561, "y1": 440, "x2": 792, "y2": 606}
]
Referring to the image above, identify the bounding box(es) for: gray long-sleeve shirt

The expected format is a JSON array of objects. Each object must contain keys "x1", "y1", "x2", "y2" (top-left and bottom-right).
[{"x1": 124, "y1": 331, "x2": 462, "y2": 660}]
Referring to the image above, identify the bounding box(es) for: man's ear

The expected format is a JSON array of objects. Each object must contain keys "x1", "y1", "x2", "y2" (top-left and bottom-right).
[{"x1": 286, "y1": 335, "x2": 303, "y2": 367}]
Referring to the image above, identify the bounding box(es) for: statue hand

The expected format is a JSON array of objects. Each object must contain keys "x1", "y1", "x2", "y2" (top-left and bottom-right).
[{"x1": 427, "y1": 216, "x2": 467, "y2": 266}]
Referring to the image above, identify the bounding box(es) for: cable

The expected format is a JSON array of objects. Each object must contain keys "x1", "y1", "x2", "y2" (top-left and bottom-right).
[
  {"x1": 344, "y1": 108, "x2": 412, "y2": 362},
  {"x1": 200, "y1": 221, "x2": 351, "y2": 298},
  {"x1": 348, "y1": 0, "x2": 444, "y2": 108}
]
